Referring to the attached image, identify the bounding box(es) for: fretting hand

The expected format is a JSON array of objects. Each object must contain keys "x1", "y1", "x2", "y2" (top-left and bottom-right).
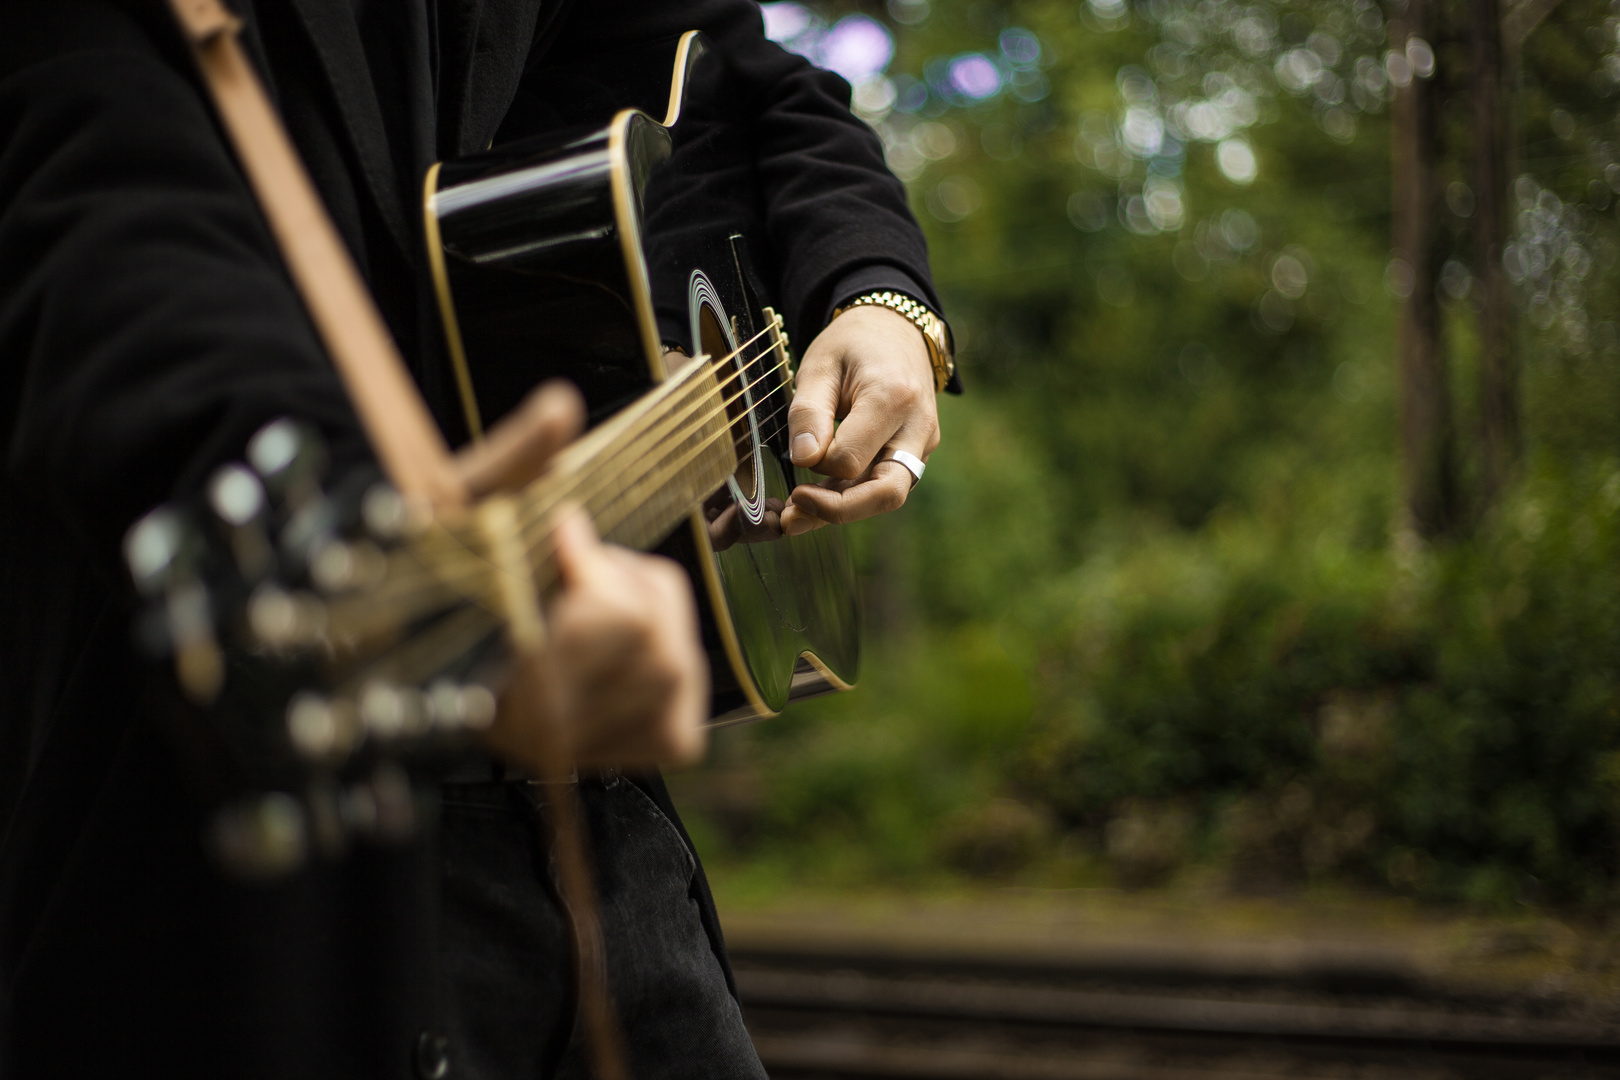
[
  {"x1": 780, "y1": 305, "x2": 940, "y2": 536},
  {"x1": 458, "y1": 381, "x2": 709, "y2": 770}
]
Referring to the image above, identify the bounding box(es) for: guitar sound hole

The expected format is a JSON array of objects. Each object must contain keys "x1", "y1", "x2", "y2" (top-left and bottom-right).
[
  {"x1": 690, "y1": 274, "x2": 765, "y2": 525},
  {"x1": 697, "y1": 306, "x2": 755, "y2": 503}
]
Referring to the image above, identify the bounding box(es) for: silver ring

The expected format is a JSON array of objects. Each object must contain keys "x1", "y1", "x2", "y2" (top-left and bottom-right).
[{"x1": 885, "y1": 449, "x2": 926, "y2": 488}]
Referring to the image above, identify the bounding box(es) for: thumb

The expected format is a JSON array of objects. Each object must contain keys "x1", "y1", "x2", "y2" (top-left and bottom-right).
[{"x1": 787, "y1": 349, "x2": 842, "y2": 468}]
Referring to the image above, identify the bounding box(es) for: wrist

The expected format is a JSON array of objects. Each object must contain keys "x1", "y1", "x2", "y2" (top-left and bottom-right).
[{"x1": 832, "y1": 291, "x2": 955, "y2": 393}]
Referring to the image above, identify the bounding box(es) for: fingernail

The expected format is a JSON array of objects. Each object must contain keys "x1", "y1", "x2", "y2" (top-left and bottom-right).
[{"x1": 792, "y1": 432, "x2": 818, "y2": 462}]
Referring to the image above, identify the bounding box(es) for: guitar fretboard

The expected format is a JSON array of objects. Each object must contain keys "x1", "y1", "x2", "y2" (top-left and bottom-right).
[
  {"x1": 511, "y1": 353, "x2": 740, "y2": 576},
  {"x1": 329, "y1": 355, "x2": 742, "y2": 665}
]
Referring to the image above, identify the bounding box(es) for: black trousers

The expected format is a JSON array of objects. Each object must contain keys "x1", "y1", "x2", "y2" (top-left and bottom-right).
[{"x1": 438, "y1": 776, "x2": 765, "y2": 1080}]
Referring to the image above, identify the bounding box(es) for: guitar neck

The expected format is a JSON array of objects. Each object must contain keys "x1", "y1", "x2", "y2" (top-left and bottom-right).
[
  {"x1": 326, "y1": 357, "x2": 738, "y2": 666},
  {"x1": 493, "y1": 357, "x2": 739, "y2": 587}
]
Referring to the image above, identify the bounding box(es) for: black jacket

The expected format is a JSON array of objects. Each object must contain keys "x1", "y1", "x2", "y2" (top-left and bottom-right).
[{"x1": 0, "y1": 1, "x2": 938, "y2": 1075}]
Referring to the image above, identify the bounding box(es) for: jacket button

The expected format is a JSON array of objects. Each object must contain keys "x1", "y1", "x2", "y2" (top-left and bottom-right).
[{"x1": 415, "y1": 1030, "x2": 450, "y2": 1079}]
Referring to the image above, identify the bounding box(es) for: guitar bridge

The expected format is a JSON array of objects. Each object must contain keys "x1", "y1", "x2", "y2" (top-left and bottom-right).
[{"x1": 761, "y1": 305, "x2": 793, "y2": 394}]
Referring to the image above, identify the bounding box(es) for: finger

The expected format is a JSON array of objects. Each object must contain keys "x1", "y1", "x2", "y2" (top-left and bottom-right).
[
  {"x1": 567, "y1": 559, "x2": 708, "y2": 766},
  {"x1": 637, "y1": 559, "x2": 708, "y2": 763},
  {"x1": 658, "y1": 676, "x2": 709, "y2": 766},
  {"x1": 778, "y1": 500, "x2": 831, "y2": 537},
  {"x1": 787, "y1": 348, "x2": 843, "y2": 468},
  {"x1": 455, "y1": 380, "x2": 586, "y2": 496},
  {"x1": 816, "y1": 386, "x2": 921, "y2": 480},
  {"x1": 787, "y1": 461, "x2": 913, "y2": 526}
]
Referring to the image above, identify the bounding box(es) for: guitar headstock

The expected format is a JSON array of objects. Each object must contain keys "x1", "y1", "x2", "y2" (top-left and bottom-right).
[{"x1": 126, "y1": 419, "x2": 502, "y2": 877}]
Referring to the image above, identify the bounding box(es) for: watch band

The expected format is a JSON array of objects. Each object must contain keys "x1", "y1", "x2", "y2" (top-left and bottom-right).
[{"x1": 832, "y1": 290, "x2": 955, "y2": 394}]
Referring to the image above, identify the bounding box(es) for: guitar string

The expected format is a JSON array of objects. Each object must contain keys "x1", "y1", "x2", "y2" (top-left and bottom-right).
[
  {"x1": 504, "y1": 347, "x2": 793, "y2": 566},
  {"x1": 505, "y1": 335, "x2": 789, "y2": 537},
  {"x1": 331, "y1": 412, "x2": 773, "y2": 705},
  {"x1": 359, "y1": 398, "x2": 774, "y2": 638},
  {"x1": 373, "y1": 346, "x2": 794, "y2": 616},
  {"x1": 330, "y1": 321, "x2": 814, "y2": 640},
  {"x1": 522, "y1": 369, "x2": 796, "y2": 548},
  {"x1": 556, "y1": 373, "x2": 796, "y2": 555},
  {"x1": 510, "y1": 318, "x2": 784, "y2": 529},
  {"x1": 323, "y1": 343, "x2": 785, "y2": 644},
  {"x1": 330, "y1": 350, "x2": 844, "y2": 683},
  {"x1": 473, "y1": 349, "x2": 792, "y2": 597},
  {"x1": 434, "y1": 321, "x2": 778, "y2": 567}
]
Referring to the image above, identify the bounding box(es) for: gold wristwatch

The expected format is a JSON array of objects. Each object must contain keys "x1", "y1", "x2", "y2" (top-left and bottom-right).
[{"x1": 832, "y1": 290, "x2": 955, "y2": 393}]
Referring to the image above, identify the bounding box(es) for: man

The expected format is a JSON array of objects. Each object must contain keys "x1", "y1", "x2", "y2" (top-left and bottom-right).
[{"x1": 0, "y1": 1, "x2": 948, "y2": 1076}]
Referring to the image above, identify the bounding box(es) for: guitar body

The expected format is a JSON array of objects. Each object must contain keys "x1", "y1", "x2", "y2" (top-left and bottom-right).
[{"x1": 423, "y1": 33, "x2": 858, "y2": 722}]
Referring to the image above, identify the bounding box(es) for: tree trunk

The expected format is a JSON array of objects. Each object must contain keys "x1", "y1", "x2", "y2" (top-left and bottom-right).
[
  {"x1": 1391, "y1": 0, "x2": 1459, "y2": 539},
  {"x1": 1473, "y1": 0, "x2": 1517, "y2": 507}
]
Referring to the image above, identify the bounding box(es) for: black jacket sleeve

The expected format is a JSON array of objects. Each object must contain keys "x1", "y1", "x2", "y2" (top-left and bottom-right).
[
  {"x1": 503, "y1": 0, "x2": 944, "y2": 356},
  {"x1": 0, "y1": 2, "x2": 367, "y2": 570}
]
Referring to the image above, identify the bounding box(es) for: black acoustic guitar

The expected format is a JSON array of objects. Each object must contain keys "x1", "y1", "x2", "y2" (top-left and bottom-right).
[
  {"x1": 127, "y1": 31, "x2": 860, "y2": 874},
  {"x1": 422, "y1": 30, "x2": 860, "y2": 726}
]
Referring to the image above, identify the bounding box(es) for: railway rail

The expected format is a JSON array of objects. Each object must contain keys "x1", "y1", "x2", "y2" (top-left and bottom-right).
[{"x1": 729, "y1": 940, "x2": 1620, "y2": 1079}]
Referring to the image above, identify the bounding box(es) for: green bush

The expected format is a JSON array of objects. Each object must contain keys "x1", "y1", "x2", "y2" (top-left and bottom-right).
[{"x1": 1017, "y1": 460, "x2": 1620, "y2": 905}]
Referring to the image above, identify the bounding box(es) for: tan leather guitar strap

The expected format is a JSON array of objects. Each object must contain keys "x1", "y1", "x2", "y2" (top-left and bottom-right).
[
  {"x1": 167, "y1": 0, "x2": 464, "y2": 511},
  {"x1": 165, "y1": 4, "x2": 629, "y2": 1078}
]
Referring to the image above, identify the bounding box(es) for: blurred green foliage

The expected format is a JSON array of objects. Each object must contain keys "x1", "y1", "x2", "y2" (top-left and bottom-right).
[{"x1": 677, "y1": 0, "x2": 1620, "y2": 909}]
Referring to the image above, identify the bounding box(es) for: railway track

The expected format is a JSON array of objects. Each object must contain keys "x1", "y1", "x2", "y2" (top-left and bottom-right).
[{"x1": 729, "y1": 941, "x2": 1620, "y2": 1079}]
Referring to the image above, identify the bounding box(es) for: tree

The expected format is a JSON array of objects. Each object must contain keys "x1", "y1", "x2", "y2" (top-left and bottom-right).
[{"x1": 1390, "y1": 0, "x2": 1460, "y2": 537}]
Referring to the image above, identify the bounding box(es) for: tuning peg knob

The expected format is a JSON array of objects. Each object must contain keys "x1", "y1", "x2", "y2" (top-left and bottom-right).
[
  {"x1": 124, "y1": 508, "x2": 188, "y2": 595},
  {"x1": 207, "y1": 793, "x2": 308, "y2": 879},
  {"x1": 361, "y1": 482, "x2": 409, "y2": 541},
  {"x1": 248, "y1": 584, "x2": 329, "y2": 651},
  {"x1": 208, "y1": 463, "x2": 275, "y2": 580},
  {"x1": 208, "y1": 463, "x2": 265, "y2": 525},
  {"x1": 248, "y1": 417, "x2": 326, "y2": 510},
  {"x1": 310, "y1": 538, "x2": 387, "y2": 593},
  {"x1": 340, "y1": 763, "x2": 417, "y2": 842},
  {"x1": 426, "y1": 679, "x2": 497, "y2": 731},
  {"x1": 358, "y1": 680, "x2": 429, "y2": 740},
  {"x1": 125, "y1": 509, "x2": 223, "y2": 703},
  {"x1": 286, "y1": 691, "x2": 361, "y2": 761}
]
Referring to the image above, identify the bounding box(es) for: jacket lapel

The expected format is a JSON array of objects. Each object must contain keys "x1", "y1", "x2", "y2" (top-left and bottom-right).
[
  {"x1": 283, "y1": 0, "x2": 413, "y2": 261},
  {"x1": 438, "y1": 0, "x2": 555, "y2": 156}
]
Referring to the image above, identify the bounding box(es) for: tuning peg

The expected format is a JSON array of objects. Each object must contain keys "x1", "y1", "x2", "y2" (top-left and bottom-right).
[
  {"x1": 125, "y1": 508, "x2": 224, "y2": 703},
  {"x1": 426, "y1": 679, "x2": 497, "y2": 732},
  {"x1": 209, "y1": 462, "x2": 265, "y2": 525},
  {"x1": 340, "y1": 763, "x2": 417, "y2": 842},
  {"x1": 246, "y1": 419, "x2": 339, "y2": 571},
  {"x1": 247, "y1": 418, "x2": 326, "y2": 509},
  {"x1": 285, "y1": 691, "x2": 361, "y2": 761},
  {"x1": 207, "y1": 792, "x2": 308, "y2": 879},
  {"x1": 207, "y1": 463, "x2": 275, "y2": 580},
  {"x1": 166, "y1": 579, "x2": 224, "y2": 703},
  {"x1": 361, "y1": 482, "x2": 409, "y2": 541},
  {"x1": 358, "y1": 680, "x2": 429, "y2": 740},
  {"x1": 247, "y1": 583, "x2": 328, "y2": 652},
  {"x1": 124, "y1": 508, "x2": 190, "y2": 596},
  {"x1": 309, "y1": 537, "x2": 387, "y2": 594},
  {"x1": 304, "y1": 777, "x2": 347, "y2": 859}
]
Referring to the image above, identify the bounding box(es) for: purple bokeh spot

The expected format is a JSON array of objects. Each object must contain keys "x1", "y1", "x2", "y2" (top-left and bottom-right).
[
  {"x1": 819, "y1": 15, "x2": 894, "y2": 83},
  {"x1": 948, "y1": 54, "x2": 1003, "y2": 100},
  {"x1": 999, "y1": 28, "x2": 1041, "y2": 67},
  {"x1": 761, "y1": 2, "x2": 815, "y2": 46}
]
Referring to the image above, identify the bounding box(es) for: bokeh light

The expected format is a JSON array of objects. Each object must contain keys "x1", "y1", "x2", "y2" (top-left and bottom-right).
[{"x1": 947, "y1": 54, "x2": 1002, "y2": 101}]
